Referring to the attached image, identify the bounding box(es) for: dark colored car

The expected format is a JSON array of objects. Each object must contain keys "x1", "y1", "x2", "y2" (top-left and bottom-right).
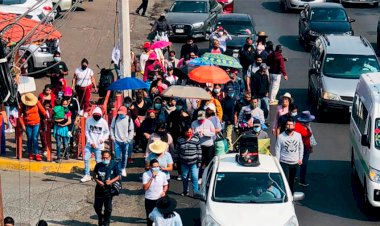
[
  {"x1": 377, "y1": 17, "x2": 380, "y2": 53},
  {"x1": 298, "y1": 3, "x2": 355, "y2": 50},
  {"x1": 217, "y1": 0, "x2": 234, "y2": 13},
  {"x1": 214, "y1": 13, "x2": 255, "y2": 56},
  {"x1": 166, "y1": 0, "x2": 223, "y2": 40}
]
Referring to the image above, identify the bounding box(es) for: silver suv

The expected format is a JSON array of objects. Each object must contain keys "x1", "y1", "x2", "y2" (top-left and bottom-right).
[{"x1": 308, "y1": 35, "x2": 380, "y2": 119}]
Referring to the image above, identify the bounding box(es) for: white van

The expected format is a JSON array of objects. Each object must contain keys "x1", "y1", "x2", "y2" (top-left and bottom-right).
[{"x1": 350, "y1": 72, "x2": 380, "y2": 207}]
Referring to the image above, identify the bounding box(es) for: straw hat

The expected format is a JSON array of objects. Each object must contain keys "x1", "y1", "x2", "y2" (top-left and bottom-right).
[
  {"x1": 149, "y1": 140, "x2": 169, "y2": 154},
  {"x1": 257, "y1": 31, "x2": 268, "y2": 37},
  {"x1": 281, "y1": 92, "x2": 293, "y2": 103},
  {"x1": 21, "y1": 93, "x2": 38, "y2": 106}
]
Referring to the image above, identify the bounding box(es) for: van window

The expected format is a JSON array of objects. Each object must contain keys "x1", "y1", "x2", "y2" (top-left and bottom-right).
[
  {"x1": 323, "y1": 54, "x2": 380, "y2": 79},
  {"x1": 0, "y1": 0, "x2": 27, "y2": 4},
  {"x1": 352, "y1": 95, "x2": 368, "y2": 134},
  {"x1": 375, "y1": 119, "x2": 380, "y2": 149}
]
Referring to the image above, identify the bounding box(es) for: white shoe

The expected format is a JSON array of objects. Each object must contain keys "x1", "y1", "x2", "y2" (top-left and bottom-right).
[
  {"x1": 121, "y1": 169, "x2": 127, "y2": 177},
  {"x1": 198, "y1": 178, "x2": 202, "y2": 185},
  {"x1": 80, "y1": 175, "x2": 92, "y2": 182}
]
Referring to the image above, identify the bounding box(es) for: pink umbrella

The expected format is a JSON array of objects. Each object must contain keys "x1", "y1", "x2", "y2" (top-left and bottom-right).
[{"x1": 151, "y1": 40, "x2": 172, "y2": 49}]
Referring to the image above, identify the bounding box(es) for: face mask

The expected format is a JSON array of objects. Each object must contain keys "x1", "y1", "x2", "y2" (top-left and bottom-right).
[
  {"x1": 198, "y1": 119, "x2": 205, "y2": 124},
  {"x1": 152, "y1": 167, "x2": 160, "y2": 173},
  {"x1": 253, "y1": 127, "x2": 261, "y2": 133},
  {"x1": 218, "y1": 32, "x2": 223, "y2": 36},
  {"x1": 169, "y1": 56, "x2": 174, "y2": 60},
  {"x1": 118, "y1": 114, "x2": 126, "y2": 119},
  {"x1": 154, "y1": 103, "x2": 162, "y2": 110},
  {"x1": 81, "y1": 65, "x2": 87, "y2": 70},
  {"x1": 214, "y1": 88, "x2": 221, "y2": 94},
  {"x1": 54, "y1": 57, "x2": 61, "y2": 62},
  {"x1": 285, "y1": 128, "x2": 294, "y2": 134},
  {"x1": 291, "y1": 112, "x2": 297, "y2": 117},
  {"x1": 125, "y1": 103, "x2": 131, "y2": 108},
  {"x1": 256, "y1": 62, "x2": 262, "y2": 66},
  {"x1": 251, "y1": 103, "x2": 258, "y2": 109},
  {"x1": 185, "y1": 132, "x2": 193, "y2": 138},
  {"x1": 176, "y1": 105, "x2": 183, "y2": 111},
  {"x1": 102, "y1": 159, "x2": 110, "y2": 165},
  {"x1": 227, "y1": 92, "x2": 234, "y2": 98},
  {"x1": 93, "y1": 115, "x2": 101, "y2": 121}
]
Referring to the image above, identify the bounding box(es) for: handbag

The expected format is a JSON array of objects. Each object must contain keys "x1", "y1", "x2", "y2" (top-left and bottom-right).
[
  {"x1": 106, "y1": 162, "x2": 123, "y2": 196},
  {"x1": 215, "y1": 132, "x2": 228, "y2": 156}
]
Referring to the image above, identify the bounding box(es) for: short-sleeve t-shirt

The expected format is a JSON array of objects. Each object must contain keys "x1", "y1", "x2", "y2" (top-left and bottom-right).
[
  {"x1": 145, "y1": 152, "x2": 173, "y2": 179},
  {"x1": 75, "y1": 67, "x2": 94, "y2": 87},
  {"x1": 48, "y1": 61, "x2": 68, "y2": 86},
  {"x1": 93, "y1": 161, "x2": 120, "y2": 194},
  {"x1": 143, "y1": 170, "x2": 168, "y2": 200}
]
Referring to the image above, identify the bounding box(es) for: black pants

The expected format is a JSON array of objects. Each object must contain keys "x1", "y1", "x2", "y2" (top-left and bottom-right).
[
  {"x1": 94, "y1": 194, "x2": 113, "y2": 226},
  {"x1": 300, "y1": 149, "x2": 311, "y2": 184},
  {"x1": 136, "y1": 0, "x2": 148, "y2": 15},
  {"x1": 145, "y1": 198, "x2": 158, "y2": 226},
  {"x1": 199, "y1": 145, "x2": 215, "y2": 178},
  {"x1": 280, "y1": 162, "x2": 298, "y2": 193}
]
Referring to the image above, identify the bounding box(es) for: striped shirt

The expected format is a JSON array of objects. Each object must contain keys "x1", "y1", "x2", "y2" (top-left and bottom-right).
[{"x1": 176, "y1": 135, "x2": 202, "y2": 165}]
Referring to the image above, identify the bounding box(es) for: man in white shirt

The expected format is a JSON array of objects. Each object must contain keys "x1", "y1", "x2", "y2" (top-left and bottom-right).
[
  {"x1": 143, "y1": 159, "x2": 168, "y2": 226},
  {"x1": 238, "y1": 97, "x2": 265, "y2": 124}
]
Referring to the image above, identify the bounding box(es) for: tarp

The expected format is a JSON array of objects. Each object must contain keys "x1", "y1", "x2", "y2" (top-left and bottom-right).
[{"x1": 0, "y1": 12, "x2": 61, "y2": 44}]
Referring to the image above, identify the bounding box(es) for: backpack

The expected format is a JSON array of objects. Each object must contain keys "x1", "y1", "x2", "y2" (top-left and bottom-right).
[{"x1": 98, "y1": 69, "x2": 114, "y2": 97}]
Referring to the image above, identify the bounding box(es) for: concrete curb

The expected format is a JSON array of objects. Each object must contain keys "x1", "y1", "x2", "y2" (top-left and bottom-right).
[{"x1": 0, "y1": 157, "x2": 96, "y2": 174}]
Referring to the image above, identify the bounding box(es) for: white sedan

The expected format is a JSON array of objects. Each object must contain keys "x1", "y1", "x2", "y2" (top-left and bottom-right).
[
  {"x1": 279, "y1": 0, "x2": 326, "y2": 12},
  {"x1": 0, "y1": 0, "x2": 55, "y2": 21},
  {"x1": 195, "y1": 153, "x2": 304, "y2": 226}
]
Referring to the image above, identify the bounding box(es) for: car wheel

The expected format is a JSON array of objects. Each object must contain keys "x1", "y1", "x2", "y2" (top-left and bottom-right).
[
  {"x1": 316, "y1": 98, "x2": 325, "y2": 122},
  {"x1": 56, "y1": 6, "x2": 62, "y2": 19},
  {"x1": 283, "y1": 1, "x2": 289, "y2": 13},
  {"x1": 362, "y1": 181, "x2": 372, "y2": 212},
  {"x1": 372, "y1": 2, "x2": 379, "y2": 7},
  {"x1": 307, "y1": 79, "x2": 313, "y2": 99},
  {"x1": 26, "y1": 54, "x2": 34, "y2": 75},
  {"x1": 279, "y1": 0, "x2": 285, "y2": 11}
]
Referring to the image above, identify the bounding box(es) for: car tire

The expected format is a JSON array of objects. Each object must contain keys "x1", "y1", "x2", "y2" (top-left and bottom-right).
[
  {"x1": 283, "y1": 0, "x2": 289, "y2": 13},
  {"x1": 372, "y1": 2, "x2": 379, "y2": 7},
  {"x1": 26, "y1": 54, "x2": 34, "y2": 75},
  {"x1": 316, "y1": 98, "x2": 325, "y2": 122},
  {"x1": 362, "y1": 181, "x2": 372, "y2": 212},
  {"x1": 279, "y1": 0, "x2": 285, "y2": 11},
  {"x1": 56, "y1": 6, "x2": 62, "y2": 19}
]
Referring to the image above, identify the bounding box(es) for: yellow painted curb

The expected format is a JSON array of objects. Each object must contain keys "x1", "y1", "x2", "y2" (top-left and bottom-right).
[{"x1": 0, "y1": 157, "x2": 97, "y2": 174}]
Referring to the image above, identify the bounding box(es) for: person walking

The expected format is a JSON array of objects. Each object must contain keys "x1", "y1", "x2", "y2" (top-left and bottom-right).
[
  {"x1": 19, "y1": 93, "x2": 48, "y2": 161},
  {"x1": 277, "y1": 103, "x2": 298, "y2": 135},
  {"x1": 250, "y1": 63, "x2": 271, "y2": 121},
  {"x1": 4, "y1": 216, "x2": 15, "y2": 226},
  {"x1": 151, "y1": 13, "x2": 171, "y2": 42},
  {"x1": 72, "y1": 58, "x2": 98, "y2": 113},
  {"x1": 145, "y1": 140, "x2": 174, "y2": 181},
  {"x1": 143, "y1": 159, "x2": 169, "y2": 226},
  {"x1": 238, "y1": 97, "x2": 265, "y2": 125},
  {"x1": 177, "y1": 126, "x2": 202, "y2": 196},
  {"x1": 222, "y1": 87, "x2": 237, "y2": 152},
  {"x1": 81, "y1": 107, "x2": 110, "y2": 183},
  {"x1": 180, "y1": 37, "x2": 199, "y2": 61},
  {"x1": 272, "y1": 92, "x2": 292, "y2": 136},
  {"x1": 149, "y1": 196, "x2": 183, "y2": 226},
  {"x1": 275, "y1": 118, "x2": 303, "y2": 193},
  {"x1": 238, "y1": 37, "x2": 256, "y2": 79},
  {"x1": 294, "y1": 111, "x2": 315, "y2": 187},
  {"x1": 136, "y1": 0, "x2": 149, "y2": 16},
  {"x1": 93, "y1": 150, "x2": 121, "y2": 226},
  {"x1": 46, "y1": 51, "x2": 68, "y2": 88},
  {"x1": 267, "y1": 45, "x2": 288, "y2": 105},
  {"x1": 110, "y1": 106, "x2": 134, "y2": 177},
  {"x1": 52, "y1": 103, "x2": 71, "y2": 162}
]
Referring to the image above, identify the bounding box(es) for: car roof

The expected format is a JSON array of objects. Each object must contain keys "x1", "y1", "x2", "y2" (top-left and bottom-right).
[
  {"x1": 217, "y1": 13, "x2": 251, "y2": 21},
  {"x1": 216, "y1": 154, "x2": 281, "y2": 173},
  {"x1": 0, "y1": 5, "x2": 42, "y2": 14},
  {"x1": 320, "y1": 35, "x2": 374, "y2": 55},
  {"x1": 308, "y1": 2, "x2": 344, "y2": 9}
]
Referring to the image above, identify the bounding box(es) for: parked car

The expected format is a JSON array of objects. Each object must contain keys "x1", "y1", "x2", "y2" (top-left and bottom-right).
[
  {"x1": 166, "y1": 0, "x2": 223, "y2": 40},
  {"x1": 308, "y1": 35, "x2": 380, "y2": 119},
  {"x1": 0, "y1": 5, "x2": 45, "y2": 21},
  {"x1": 195, "y1": 153, "x2": 304, "y2": 226},
  {"x1": 52, "y1": 0, "x2": 82, "y2": 17},
  {"x1": 279, "y1": 0, "x2": 325, "y2": 12},
  {"x1": 217, "y1": 0, "x2": 234, "y2": 13},
  {"x1": 0, "y1": 0, "x2": 55, "y2": 21},
  {"x1": 336, "y1": 0, "x2": 378, "y2": 7},
  {"x1": 298, "y1": 3, "x2": 354, "y2": 50},
  {"x1": 214, "y1": 13, "x2": 255, "y2": 56}
]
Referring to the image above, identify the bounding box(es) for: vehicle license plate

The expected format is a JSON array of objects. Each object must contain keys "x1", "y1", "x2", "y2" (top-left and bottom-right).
[{"x1": 176, "y1": 29, "x2": 184, "y2": 33}]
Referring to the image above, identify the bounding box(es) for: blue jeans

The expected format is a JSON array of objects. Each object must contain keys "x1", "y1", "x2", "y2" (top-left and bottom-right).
[
  {"x1": 114, "y1": 140, "x2": 130, "y2": 171},
  {"x1": 84, "y1": 146, "x2": 102, "y2": 176},
  {"x1": 26, "y1": 124, "x2": 40, "y2": 155},
  {"x1": 55, "y1": 135, "x2": 68, "y2": 158},
  {"x1": 181, "y1": 163, "x2": 199, "y2": 193},
  {"x1": 259, "y1": 97, "x2": 270, "y2": 120}
]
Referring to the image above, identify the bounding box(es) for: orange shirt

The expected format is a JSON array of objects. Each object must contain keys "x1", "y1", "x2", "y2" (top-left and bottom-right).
[{"x1": 21, "y1": 102, "x2": 47, "y2": 126}]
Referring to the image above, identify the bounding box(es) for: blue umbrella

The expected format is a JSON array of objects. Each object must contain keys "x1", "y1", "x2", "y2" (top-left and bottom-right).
[
  {"x1": 107, "y1": 77, "x2": 148, "y2": 90},
  {"x1": 188, "y1": 58, "x2": 213, "y2": 66}
]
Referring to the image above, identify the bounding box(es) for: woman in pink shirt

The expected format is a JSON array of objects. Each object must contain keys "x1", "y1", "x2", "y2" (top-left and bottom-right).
[{"x1": 272, "y1": 92, "x2": 292, "y2": 136}]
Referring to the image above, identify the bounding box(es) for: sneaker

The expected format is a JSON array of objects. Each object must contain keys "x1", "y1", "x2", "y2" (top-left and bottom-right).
[
  {"x1": 64, "y1": 155, "x2": 69, "y2": 160},
  {"x1": 28, "y1": 153, "x2": 34, "y2": 160},
  {"x1": 121, "y1": 169, "x2": 127, "y2": 177},
  {"x1": 54, "y1": 158, "x2": 61, "y2": 163},
  {"x1": 177, "y1": 176, "x2": 182, "y2": 181},
  {"x1": 181, "y1": 192, "x2": 188, "y2": 197},
  {"x1": 80, "y1": 175, "x2": 92, "y2": 183},
  {"x1": 299, "y1": 182, "x2": 309, "y2": 187},
  {"x1": 35, "y1": 154, "x2": 42, "y2": 161}
]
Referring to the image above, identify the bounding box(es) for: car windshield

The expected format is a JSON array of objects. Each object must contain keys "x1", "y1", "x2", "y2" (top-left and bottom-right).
[
  {"x1": 310, "y1": 8, "x2": 347, "y2": 22},
  {"x1": 323, "y1": 54, "x2": 380, "y2": 79},
  {"x1": 170, "y1": 1, "x2": 207, "y2": 13},
  {"x1": 213, "y1": 172, "x2": 287, "y2": 204},
  {"x1": 216, "y1": 20, "x2": 255, "y2": 35},
  {"x1": 0, "y1": 0, "x2": 27, "y2": 4}
]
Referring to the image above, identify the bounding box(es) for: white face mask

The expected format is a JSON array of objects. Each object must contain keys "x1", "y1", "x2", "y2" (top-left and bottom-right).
[
  {"x1": 218, "y1": 32, "x2": 223, "y2": 36},
  {"x1": 54, "y1": 57, "x2": 61, "y2": 62}
]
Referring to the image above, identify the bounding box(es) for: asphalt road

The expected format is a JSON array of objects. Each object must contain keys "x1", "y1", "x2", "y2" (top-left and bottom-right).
[{"x1": 168, "y1": 1, "x2": 380, "y2": 226}]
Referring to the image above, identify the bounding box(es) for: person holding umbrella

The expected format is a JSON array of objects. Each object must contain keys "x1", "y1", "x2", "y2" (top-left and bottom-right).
[{"x1": 149, "y1": 196, "x2": 183, "y2": 225}]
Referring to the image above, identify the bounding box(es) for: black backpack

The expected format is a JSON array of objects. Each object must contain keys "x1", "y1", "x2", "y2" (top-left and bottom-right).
[{"x1": 98, "y1": 68, "x2": 114, "y2": 97}]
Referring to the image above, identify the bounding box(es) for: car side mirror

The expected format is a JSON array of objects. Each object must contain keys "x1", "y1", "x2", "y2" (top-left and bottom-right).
[
  {"x1": 309, "y1": 68, "x2": 318, "y2": 75},
  {"x1": 194, "y1": 191, "x2": 206, "y2": 201},
  {"x1": 361, "y1": 134, "x2": 370, "y2": 147},
  {"x1": 349, "y1": 18, "x2": 356, "y2": 23},
  {"x1": 293, "y1": 192, "x2": 305, "y2": 202}
]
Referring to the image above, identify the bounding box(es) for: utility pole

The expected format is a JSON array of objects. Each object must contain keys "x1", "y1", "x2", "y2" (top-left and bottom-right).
[
  {"x1": 0, "y1": 175, "x2": 4, "y2": 226},
  {"x1": 121, "y1": 0, "x2": 132, "y2": 97}
]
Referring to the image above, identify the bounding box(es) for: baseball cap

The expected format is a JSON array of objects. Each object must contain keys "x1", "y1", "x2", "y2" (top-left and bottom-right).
[{"x1": 253, "y1": 118, "x2": 261, "y2": 126}]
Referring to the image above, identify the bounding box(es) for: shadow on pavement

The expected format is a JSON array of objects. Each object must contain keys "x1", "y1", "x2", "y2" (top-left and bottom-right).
[
  {"x1": 47, "y1": 219, "x2": 97, "y2": 225},
  {"x1": 278, "y1": 35, "x2": 305, "y2": 53},
  {"x1": 176, "y1": 207, "x2": 201, "y2": 226}
]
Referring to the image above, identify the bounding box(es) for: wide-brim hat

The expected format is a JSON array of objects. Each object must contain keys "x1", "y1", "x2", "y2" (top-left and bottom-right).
[
  {"x1": 157, "y1": 196, "x2": 177, "y2": 214},
  {"x1": 149, "y1": 140, "x2": 169, "y2": 154},
  {"x1": 297, "y1": 111, "x2": 315, "y2": 123},
  {"x1": 21, "y1": 93, "x2": 38, "y2": 106},
  {"x1": 257, "y1": 31, "x2": 268, "y2": 37},
  {"x1": 281, "y1": 92, "x2": 293, "y2": 103}
]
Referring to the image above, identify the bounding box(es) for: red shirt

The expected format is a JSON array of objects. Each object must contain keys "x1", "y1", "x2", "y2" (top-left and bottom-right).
[{"x1": 294, "y1": 122, "x2": 312, "y2": 150}]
